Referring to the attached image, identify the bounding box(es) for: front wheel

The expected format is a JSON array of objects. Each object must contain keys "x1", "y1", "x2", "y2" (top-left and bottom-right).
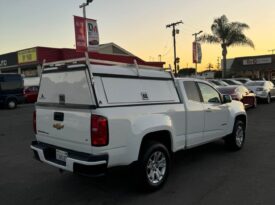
[
  {"x1": 225, "y1": 120, "x2": 245, "y2": 151},
  {"x1": 136, "y1": 141, "x2": 170, "y2": 192}
]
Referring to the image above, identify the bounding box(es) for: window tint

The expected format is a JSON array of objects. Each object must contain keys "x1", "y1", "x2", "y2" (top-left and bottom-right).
[
  {"x1": 4, "y1": 74, "x2": 21, "y2": 82},
  {"x1": 183, "y1": 81, "x2": 201, "y2": 102},
  {"x1": 246, "y1": 81, "x2": 265, "y2": 86},
  {"x1": 198, "y1": 83, "x2": 221, "y2": 104}
]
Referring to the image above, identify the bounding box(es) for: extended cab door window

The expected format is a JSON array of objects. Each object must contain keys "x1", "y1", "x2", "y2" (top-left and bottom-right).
[{"x1": 183, "y1": 81, "x2": 202, "y2": 102}]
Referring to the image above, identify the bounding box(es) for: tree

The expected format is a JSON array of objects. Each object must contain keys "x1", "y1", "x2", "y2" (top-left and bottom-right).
[
  {"x1": 207, "y1": 63, "x2": 214, "y2": 71},
  {"x1": 198, "y1": 15, "x2": 254, "y2": 77}
]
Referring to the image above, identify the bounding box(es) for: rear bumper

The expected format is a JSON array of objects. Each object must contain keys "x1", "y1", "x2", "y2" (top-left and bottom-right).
[
  {"x1": 30, "y1": 141, "x2": 108, "y2": 176},
  {"x1": 255, "y1": 91, "x2": 268, "y2": 99}
]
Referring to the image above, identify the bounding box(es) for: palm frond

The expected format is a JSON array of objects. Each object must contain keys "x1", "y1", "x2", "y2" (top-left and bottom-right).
[
  {"x1": 198, "y1": 34, "x2": 220, "y2": 44},
  {"x1": 230, "y1": 35, "x2": 255, "y2": 48},
  {"x1": 230, "y1": 22, "x2": 250, "y2": 32}
]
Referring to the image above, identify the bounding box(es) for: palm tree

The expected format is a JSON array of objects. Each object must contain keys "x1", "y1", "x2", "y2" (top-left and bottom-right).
[{"x1": 198, "y1": 15, "x2": 254, "y2": 77}]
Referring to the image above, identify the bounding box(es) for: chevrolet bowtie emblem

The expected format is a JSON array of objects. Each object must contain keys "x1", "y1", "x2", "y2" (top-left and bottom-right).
[{"x1": 53, "y1": 123, "x2": 64, "y2": 130}]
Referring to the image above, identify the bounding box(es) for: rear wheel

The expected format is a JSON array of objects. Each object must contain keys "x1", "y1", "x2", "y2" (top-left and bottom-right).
[
  {"x1": 136, "y1": 141, "x2": 170, "y2": 192},
  {"x1": 225, "y1": 120, "x2": 245, "y2": 151},
  {"x1": 7, "y1": 99, "x2": 17, "y2": 109}
]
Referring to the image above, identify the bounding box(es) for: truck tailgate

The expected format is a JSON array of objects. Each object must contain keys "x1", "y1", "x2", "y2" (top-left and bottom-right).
[{"x1": 36, "y1": 107, "x2": 92, "y2": 152}]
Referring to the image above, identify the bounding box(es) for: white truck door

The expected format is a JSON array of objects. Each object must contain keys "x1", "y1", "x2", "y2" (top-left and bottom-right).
[
  {"x1": 197, "y1": 82, "x2": 229, "y2": 141},
  {"x1": 182, "y1": 81, "x2": 205, "y2": 147}
]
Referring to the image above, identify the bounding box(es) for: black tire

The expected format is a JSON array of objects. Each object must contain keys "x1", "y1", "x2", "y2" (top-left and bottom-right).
[
  {"x1": 225, "y1": 120, "x2": 245, "y2": 151},
  {"x1": 252, "y1": 97, "x2": 257, "y2": 108},
  {"x1": 135, "y1": 141, "x2": 170, "y2": 192},
  {"x1": 6, "y1": 98, "x2": 17, "y2": 109},
  {"x1": 266, "y1": 93, "x2": 271, "y2": 104}
]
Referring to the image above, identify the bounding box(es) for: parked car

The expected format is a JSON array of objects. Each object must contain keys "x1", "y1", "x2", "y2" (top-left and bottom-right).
[
  {"x1": 31, "y1": 59, "x2": 247, "y2": 191},
  {"x1": 221, "y1": 79, "x2": 243, "y2": 86},
  {"x1": 24, "y1": 86, "x2": 39, "y2": 103},
  {"x1": 245, "y1": 81, "x2": 275, "y2": 104},
  {"x1": 208, "y1": 79, "x2": 230, "y2": 87},
  {"x1": 233, "y1": 78, "x2": 253, "y2": 84},
  {"x1": 217, "y1": 85, "x2": 257, "y2": 109},
  {"x1": 0, "y1": 73, "x2": 24, "y2": 109}
]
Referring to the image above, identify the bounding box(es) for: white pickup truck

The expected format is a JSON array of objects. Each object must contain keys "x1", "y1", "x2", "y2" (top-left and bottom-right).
[{"x1": 31, "y1": 58, "x2": 247, "y2": 191}]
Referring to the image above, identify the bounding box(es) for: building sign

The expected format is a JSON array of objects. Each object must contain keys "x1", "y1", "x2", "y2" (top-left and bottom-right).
[
  {"x1": 18, "y1": 48, "x2": 37, "y2": 64},
  {"x1": 193, "y1": 42, "x2": 202, "y2": 64},
  {"x1": 0, "y1": 52, "x2": 18, "y2": 68},
  {"x1": 86, "y1": 18, "x2": 99, "y2": 51},
  {"x1": 243, "y1": 57, "x2": 272, "y2": 65},
  {"x1": 74, "y1": 16, "x2": 87, "y2": 52}
]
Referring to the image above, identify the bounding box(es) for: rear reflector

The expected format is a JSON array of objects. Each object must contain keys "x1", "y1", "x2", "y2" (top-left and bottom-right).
[
  {"x1": 33, "y1": 111, "x2": 37, "y2": 134},
  {"x1": 91, "y1": 115, "x2": 109, "y2": 147}
]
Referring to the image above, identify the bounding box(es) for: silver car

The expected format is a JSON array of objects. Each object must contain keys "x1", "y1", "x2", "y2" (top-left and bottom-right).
[{"x1": 245, "y1": 81, "x2": 275, "y2": 104}]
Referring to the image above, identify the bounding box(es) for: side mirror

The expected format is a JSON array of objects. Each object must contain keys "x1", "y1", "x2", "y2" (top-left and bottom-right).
[{"x1": 223, "y1": 94, "x2": 232, "y2": 103}]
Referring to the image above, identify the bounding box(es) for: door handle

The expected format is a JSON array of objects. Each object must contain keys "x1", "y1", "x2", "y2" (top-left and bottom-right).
[{"x1": 206, "y1": 108, "x2": 212, "y2": 112}]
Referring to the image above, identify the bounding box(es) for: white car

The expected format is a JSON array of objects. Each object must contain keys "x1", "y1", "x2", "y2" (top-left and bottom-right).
[
  {"x1": 31, "y1": 58, "x2": 247, "y2": 191},
  {"x1": 245, "y1": 81, "x2": 275, "y2": 104}
]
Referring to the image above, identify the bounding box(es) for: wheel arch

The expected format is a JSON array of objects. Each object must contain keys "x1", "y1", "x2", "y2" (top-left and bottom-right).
[
  {"x1": 138, "y1": 130, "x2": 173, "y2": 159},
  {"x1": 235, "y1": 114, "x2": 247, "y2": 129}
]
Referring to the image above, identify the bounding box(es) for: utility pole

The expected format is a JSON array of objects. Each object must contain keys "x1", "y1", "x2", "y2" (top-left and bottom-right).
[
  {"x1": 158, "y1": 54, "x2": 162, "y2": 62},
  {"x1": 166, "y1": 20, "x2": 183, "y2": 75},
  {"x1": 192, "y1": 30, "x2": 203, "y2": 77},
  {"x1": 268, "y1": 49, "x2": 275, "y2": 54}
]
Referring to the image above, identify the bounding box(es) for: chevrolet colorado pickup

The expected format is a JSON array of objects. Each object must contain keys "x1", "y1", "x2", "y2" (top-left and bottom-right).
[{"x1": 31, "y1": 58, "x2": 247, "y2": 191}]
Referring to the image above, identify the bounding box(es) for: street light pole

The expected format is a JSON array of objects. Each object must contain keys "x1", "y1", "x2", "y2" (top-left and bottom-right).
[
  {"x1": 192, "y1": 30, "x2": 203, "y2": 77},
  {"x1": 79, "y1": 0, "x2": 94, "y2": 81},
  {"x1": 166, "y1": 21, "x2": 183, "y2": 75},
  {"x1": 79, "y1": 0, "x2": 93, "y2": 66},
  {"x1": 79, "y1": 0, "x2": 93, "y2": 18}
]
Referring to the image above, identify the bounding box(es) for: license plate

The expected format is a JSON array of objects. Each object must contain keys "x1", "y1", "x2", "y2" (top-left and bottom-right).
[{"x1": 56, "y1": 149, "x2": 68, "y2": 162}]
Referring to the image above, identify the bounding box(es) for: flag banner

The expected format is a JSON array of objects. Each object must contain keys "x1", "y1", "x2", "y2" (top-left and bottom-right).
[
  {"x1": 193, "y1": 42, "x2": 202, "y2": 64},
  {"x1": 86, "y1": 18, "x2": 99, "y2": 51},
  {"x1": 74, "y1": 16, "x2": 87, "y2": 52},
  {"x1": 193, "y1": 42, "x2": 197, "y2": 63},
  {"x1": 197, "y1": 43, "x2": 202, "y2": 64}
]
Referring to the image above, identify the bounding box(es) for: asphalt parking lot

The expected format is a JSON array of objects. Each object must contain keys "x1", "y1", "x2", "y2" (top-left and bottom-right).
[{"x1": 1, "y1": 103, "x2": 275, "y2": 205}]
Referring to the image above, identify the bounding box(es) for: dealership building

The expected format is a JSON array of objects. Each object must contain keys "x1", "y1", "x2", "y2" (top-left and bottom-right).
[
  {"x1": 226, "y1": 54, "x2": 275, "y2": 80},
  {"x1": 0, "y1": 43, "x2": 164, "y2": 77}
]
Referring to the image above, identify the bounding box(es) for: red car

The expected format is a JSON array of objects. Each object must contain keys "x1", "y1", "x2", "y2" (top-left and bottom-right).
[
  {"x1": 217, "y1": 85, "x2": 257, "y2": 109},
  {"x1": 23, "y1": 86, "x2": 39, "y2": 103}
]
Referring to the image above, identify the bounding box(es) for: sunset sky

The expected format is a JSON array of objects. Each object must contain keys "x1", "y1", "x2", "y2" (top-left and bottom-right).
[{"x1": 1, "y1": 0, "x2": 275, "y2": 71}]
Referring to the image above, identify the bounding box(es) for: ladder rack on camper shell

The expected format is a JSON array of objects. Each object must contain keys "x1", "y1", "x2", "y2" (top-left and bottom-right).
[{"x1": 41, "y1": 58, "x2": 175, "y2": 81}]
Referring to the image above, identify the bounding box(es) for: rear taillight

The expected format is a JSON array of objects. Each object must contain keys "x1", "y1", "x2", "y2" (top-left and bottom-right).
[
  {"x1": 33, "y1": 111, "x2": 37, "y2": 134},
  {"x1": 91, "y1": 115, "x2": 108, "y2": 146}
]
